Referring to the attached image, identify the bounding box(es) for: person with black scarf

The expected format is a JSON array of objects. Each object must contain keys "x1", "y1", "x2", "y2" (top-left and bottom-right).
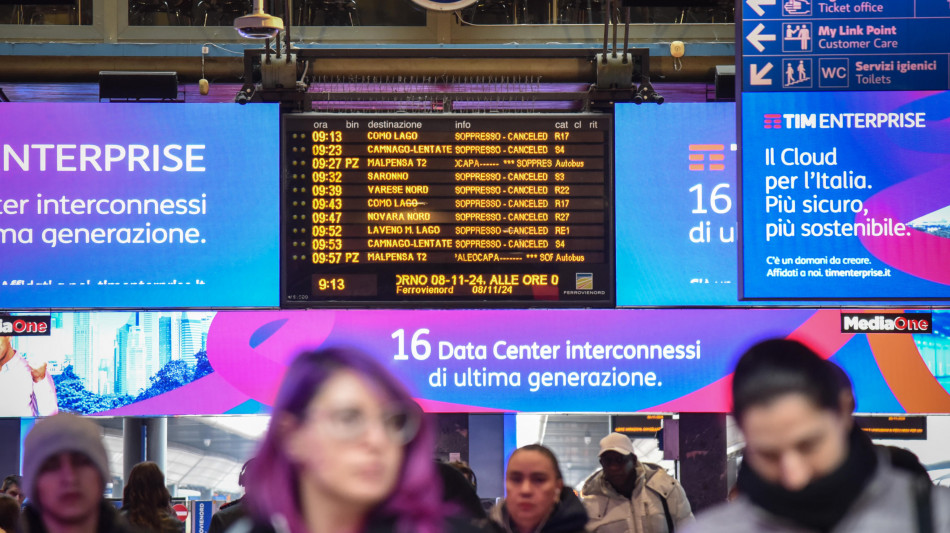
[{"x1": 684, "y1": 338, "x2": 950, "y2": 533}]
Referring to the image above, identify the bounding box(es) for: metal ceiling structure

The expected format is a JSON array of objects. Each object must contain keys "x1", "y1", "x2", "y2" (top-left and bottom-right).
[{"x1": 96, "y1": 415, "x2": 267, "y2": 497}]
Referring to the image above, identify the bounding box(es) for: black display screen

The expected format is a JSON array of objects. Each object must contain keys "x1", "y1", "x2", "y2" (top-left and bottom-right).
[
  {"x1": 282, "y1": 113, "x2": 613, "y2": 307},
  {"x1": 855, "y1": 415, "x2": 927, "y2": 440}
]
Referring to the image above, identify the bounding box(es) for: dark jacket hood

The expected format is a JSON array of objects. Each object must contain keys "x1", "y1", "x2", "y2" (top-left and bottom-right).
[{"x1": 543, "y1": 488, "x2": 588, "y2": 533}]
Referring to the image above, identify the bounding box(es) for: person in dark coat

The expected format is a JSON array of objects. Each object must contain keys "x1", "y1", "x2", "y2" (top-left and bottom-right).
[
  {"x1": 0, "y1": 494, "x2": 19, "y2": 533},
  {"x1": 437, "y1": 461, "x2": 487, "y2": 521},
  {"x1": 18, "y1": 413, "x2": 140, "y2": 533},
  {"x1": 684, "y1": 338, "x2": 950, "y2": 533},
  {"x1": 209, "y1": 459, "x2": 254, "y2": 533},
  {"x1": 489, "y1": 444, "x2": 588, "y2": 533}
]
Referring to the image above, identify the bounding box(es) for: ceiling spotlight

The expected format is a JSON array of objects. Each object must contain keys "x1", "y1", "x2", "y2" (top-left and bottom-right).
[
  {"x1": 409, "y1": 0, "x2": 478, "y2": 10},
  {"x1": 234, "y1": 0, "x2": 284, "y2": 39}
]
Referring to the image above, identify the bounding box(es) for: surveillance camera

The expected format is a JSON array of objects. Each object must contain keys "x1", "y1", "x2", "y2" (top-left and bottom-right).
[{"x1": 233, "y1": 12, "x2": 284, "y2": 39}]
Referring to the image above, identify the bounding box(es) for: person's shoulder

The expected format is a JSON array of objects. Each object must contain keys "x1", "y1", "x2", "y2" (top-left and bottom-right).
[
  {"x1": 159, "y1": 512, "x2": 184, "y2": 533},
  {"x1": 578, "y1": 469, "x2": 605, "y2": 497},
  {"x1": 7, "y1": 353, "x2": 31, "y2": 370},
  {"x1": 932, "y1": 482, "x2": 950, "y2": 497},
  {"x1": 106, "y1": 507, "x2": 147, "y2": 533},
  {"x1": 641, "y1": 462, "x2": 676, "y2": 480},
  {"x1": 642, "y1": 463, "x2": 683, "y2": 498},
  {"x1": 864, "y1": 455, "x2": 941, "y2": 506},
  {"x1": 18, "y1": 504, "x2": 44, "y2": 533},
  {"x1": 222, "y1": 516, "x2": 275, "y2": 533},
  {"x1": 362, "y1": 515, "x2": 496, "y2": 533},
  {"x1": 443, "y1": 515, "x2": 503, "y2": 533},
  {"x1": 931, "y1": 482, "x2": 950, "y2": 527},
  {"x1": 219, "y1": 499, "x2": 241, "y2": 512},
  {"x1": 214, "y1": 503, "x2": 247, "y2": 521},
  {"x1": 681, "y1": 500, "x2": 761, "y2": 533}
]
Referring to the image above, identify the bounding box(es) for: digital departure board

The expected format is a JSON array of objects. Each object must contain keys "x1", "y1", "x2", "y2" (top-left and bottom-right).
[
  {"x1": 281, "y1": 114, "x2": 613, "y2": 307},
  {"x1": 855, "y1": 415, "x2": 927, "y2": 440}
]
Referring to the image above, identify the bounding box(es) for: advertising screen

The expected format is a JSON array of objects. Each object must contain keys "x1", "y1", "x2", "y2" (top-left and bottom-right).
[
  {"x1": 4, "y1": 309, "x2": 948, "y2": 416},
  {"x1": 614, "y1": 102, "x2": 939, "y2": 306},
  {"x1": 282, "y1": 113, "x2": 613, "y2": 307},
  {"x1": 615, "y1": 103, "x2": 738, "y2": 306},
  {"x1": 0, "y1": 103, "x2": 280, "y2": 308}
]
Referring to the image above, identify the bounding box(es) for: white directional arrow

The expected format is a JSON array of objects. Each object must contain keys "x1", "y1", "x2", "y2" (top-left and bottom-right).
[
  {"x1": 745, "y1": 0, "x2": 776, "y2": 16},
  {"x1": 746, "y1": 23, "x2": 776, "y2": 52},
  {"x1": 750, "y1": 62, "x2": 774, "y2": 85}
]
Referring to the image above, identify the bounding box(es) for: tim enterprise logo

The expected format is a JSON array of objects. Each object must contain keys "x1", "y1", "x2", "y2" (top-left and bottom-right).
[
  {"x1": 763, "y1": 112, "x2": 926, "y2": 130},
  {"x1": 0, "y1": 315, "x2": 51, "y2": 336},
  {"x1": 840, "y1": 313, "x2": 932, "y2": 334}
]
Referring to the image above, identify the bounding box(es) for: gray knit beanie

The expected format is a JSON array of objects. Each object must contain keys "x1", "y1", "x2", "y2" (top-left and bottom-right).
[{"x1": 22, "y1": 413, "x2": 110, "y2": 505}]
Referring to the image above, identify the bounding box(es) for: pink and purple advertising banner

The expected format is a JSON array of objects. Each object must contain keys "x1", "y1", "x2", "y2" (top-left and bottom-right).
[{"x1": 4, "y1": 309, "x2": 946, "y2": 417}]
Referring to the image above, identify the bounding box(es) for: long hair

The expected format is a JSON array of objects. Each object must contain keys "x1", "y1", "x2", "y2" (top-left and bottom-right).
[
  {"x1": 244, "y1": 346, "x2": 442, "y2": 533},
  {"x1": 122, "y1": 462, "x2": 173, "y2": 532}
]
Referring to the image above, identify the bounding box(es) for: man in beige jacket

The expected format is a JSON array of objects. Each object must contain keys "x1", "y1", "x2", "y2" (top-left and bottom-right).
[{"x1": 580, "y1": 433, "x2": 694, "y2": 533}]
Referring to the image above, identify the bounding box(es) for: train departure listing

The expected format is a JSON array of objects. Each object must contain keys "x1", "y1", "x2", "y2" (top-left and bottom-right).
[{"x1": 282, "y1": 114, "x2": 612, "y2": 307}]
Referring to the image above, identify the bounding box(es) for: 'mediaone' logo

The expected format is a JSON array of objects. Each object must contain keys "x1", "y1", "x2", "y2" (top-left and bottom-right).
[
  {"x1": 0, "y1": 315, "x2": 52, "y2": 336},
  {"x1": 841, "y1": 313, "x2": 932, "y2": 334}
]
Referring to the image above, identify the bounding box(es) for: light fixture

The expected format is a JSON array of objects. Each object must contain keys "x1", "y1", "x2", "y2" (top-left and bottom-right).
[
  {"x1": 233, "y1": 0, "x2": 284, "y2": 39},
  {"x1": 410, "y1": 0, "x2": 478, "y2": 10}
]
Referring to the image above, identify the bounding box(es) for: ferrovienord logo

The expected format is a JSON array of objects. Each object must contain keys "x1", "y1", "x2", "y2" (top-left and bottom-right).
[
  {"x1": 575, "y1": 273, "x2": 593, "y2": 290},
  {"x1": 841, "y1": 313, "x2": 932, "y2": 334}
]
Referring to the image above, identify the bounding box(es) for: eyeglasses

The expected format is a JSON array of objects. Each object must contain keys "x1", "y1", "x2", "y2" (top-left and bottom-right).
[
  {"x1": 599, "y1": 454, "x2": 630, "y2": 467},
  {"x1": 308, "y1": 405, "x2": 421, "y2": 445}
]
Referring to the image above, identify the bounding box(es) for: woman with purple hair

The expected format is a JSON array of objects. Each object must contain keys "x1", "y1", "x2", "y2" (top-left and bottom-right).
[{"x1": 238, "y1": 346, "x2": 491, "y2": 533}]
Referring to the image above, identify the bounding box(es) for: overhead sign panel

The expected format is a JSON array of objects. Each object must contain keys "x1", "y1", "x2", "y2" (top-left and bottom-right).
[
  {"x1": 738, "y1": 0, "x2": 950, "y2": 301},
  {"x1": 741, "y1": 0, "x2": 950, "y2": 92}
]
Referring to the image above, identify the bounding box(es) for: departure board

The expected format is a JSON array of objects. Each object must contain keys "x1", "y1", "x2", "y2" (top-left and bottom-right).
[{"x1": 282, "y1": 114, "x2": 613, "y2": 307}]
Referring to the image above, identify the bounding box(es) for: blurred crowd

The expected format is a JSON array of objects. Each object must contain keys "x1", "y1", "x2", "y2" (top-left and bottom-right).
[{"x1": 2, "y1": 341, "x2": 947, "y2": 533}]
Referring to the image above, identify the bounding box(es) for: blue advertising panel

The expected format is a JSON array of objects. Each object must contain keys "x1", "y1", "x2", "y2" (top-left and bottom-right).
[
  {"x1": 0, "y1": 103, "x2": 280, "y2": 308},
  {"x1": 740, "y1": 90, "x2": 950, "y2": 299},
  {"x1": 615, "y1": 103, "x2": 739, "y2": 306},
  {"x1": 741, "y1": 0, "x2": 950, "y2": 91},
  {"x1": 614, "y1": 102, "x2": 938, "y2": 306}
]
